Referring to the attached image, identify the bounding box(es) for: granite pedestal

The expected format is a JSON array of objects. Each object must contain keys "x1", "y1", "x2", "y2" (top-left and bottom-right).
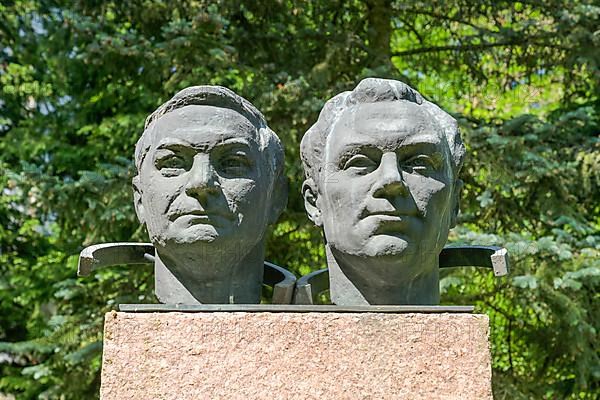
[{"x1": 100, "y1": 308, "x2": 492, "y2": 399}]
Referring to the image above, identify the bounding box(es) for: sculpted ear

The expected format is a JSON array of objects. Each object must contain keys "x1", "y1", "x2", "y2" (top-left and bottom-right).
[
  {"x1": 450, "y1": 178, "x2": 463, "y2": 228},
  {"x1": 132, "y1": 175, "x2": 145, "y2": 225},
  {"x1": 302, "y1": 178, "x2": 322, "y2": 227},
  {"x1": 268, "y1": 172, "x2": 288, "y2": 225}
]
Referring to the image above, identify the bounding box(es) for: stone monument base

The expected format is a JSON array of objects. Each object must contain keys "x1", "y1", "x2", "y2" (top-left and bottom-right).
[{"x1": 100, "y1": 310, "x2": 492, "y2": 399}]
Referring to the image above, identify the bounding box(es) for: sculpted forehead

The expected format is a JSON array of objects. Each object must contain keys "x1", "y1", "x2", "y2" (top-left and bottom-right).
[
  {"x1": 149, "y1": 105, "x2": 259, "y2": 145},
  {"x1": 355, "y1": 101, "x2": 439, "y2": 133},
  {"x1": 327, "y1": 101, "x2": 444, "y2": 154}
]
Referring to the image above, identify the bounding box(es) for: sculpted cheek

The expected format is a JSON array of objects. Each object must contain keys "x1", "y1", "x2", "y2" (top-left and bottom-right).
[
  {"x1": 223, "y1": 179, "x2": 270, "y2": 237},
  {"x1": 329, "y1": 186, "x2": 349, "y2": 211},
  {"x1": 324, "y1": 174, "x2": 369, "y2": 215},
  {"x1": 221, "y1": 179, "x2": 258, "y2": 214},
  {"x1": 407, "y1": 175, "x2": 448, "y2": 217},
  {"x1": 144, "y1": 170, "x2": 184, "y2": 209}
]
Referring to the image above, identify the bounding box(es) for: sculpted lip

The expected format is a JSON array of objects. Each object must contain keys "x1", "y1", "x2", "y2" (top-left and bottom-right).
[
  {"x1": 362, "y1": 211, "x2": 413, "y2": 234},
  {"x1": 368, "y1": 215, "x2": 404, "y2": 222},
  {"x1": 371, "y1": 216, "x2": 411, "y2": 235},
  {"x1": 362, "y1": 210, "x2": 408, "y2": 220},
  {"x1": 367, "y1": 211, "x2": 402, "y2": 217},
  {"x1": 170, "y1": 209, "x2": 233, "y2": 222}
]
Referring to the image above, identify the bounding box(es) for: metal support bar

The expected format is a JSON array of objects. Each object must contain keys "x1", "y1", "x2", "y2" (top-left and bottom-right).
[
  {"x1": 439, "y1": 245, "x2": 509, "y2": 276},
  {"x1": 263, "y1": 261, "x2": 296, "y2": 305},
  {"x1": 78, "y1": 242, "x2": 154, "y2": 276},
  {"x1": 293, "y1": 245, "x2": 510, "y2": 305},
  {"x1": 77, "y1": 243, "x2": 296, "y2": 304}
]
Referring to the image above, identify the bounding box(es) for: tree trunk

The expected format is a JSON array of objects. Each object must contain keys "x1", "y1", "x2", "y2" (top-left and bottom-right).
[{"x1": 365, "y1": 0, "x2": 393, "y2": 71}]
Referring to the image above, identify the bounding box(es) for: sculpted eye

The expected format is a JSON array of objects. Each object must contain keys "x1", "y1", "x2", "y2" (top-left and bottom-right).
[
  {"x1": 343, "y1": 154, "x2": 377, "y2": 172},
  {"x1": 156, "y1": 155, "x2": 189, "y2": 176},
  {"x1": 218, "y1": 152, "x2": 252, "y2": 176},
  {"x1": 403, "y1": 155, "x2": 438, "y2": 172}
]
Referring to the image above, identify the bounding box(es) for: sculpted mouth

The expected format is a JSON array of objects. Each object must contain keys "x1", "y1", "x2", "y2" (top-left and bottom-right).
[
  {"x1": 170, "y1": 209, "x2": 232, "y2": 222},
  {"x1": 368, "y1": 211, "x2": 402, "y2": 217},
  {"x1": 366, "y1": 215, "x2": 408, "y2": 228},
  {"x1": 363, "y1": 211, "x2": 404, "y2": 220},
  {"x1": 362, "y1": 207, "x2": 420, "y2": 220},
  {"x1": 361, "y1": 210, "x2": 414, "y2": 235}
]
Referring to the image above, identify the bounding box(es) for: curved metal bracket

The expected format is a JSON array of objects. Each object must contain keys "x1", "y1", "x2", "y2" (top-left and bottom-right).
[
  {"x1": 77, "y1": 243, "x2": 296, "y2": 304},
  {"x1": 439, "y1": 245, "x2": 509, "y2": 277},
  {"x1": 292, "y1": 268, "x2": 329, "y2": 305},
  {"x1": 293, "y1": 245, "x2": 510, "y2": 305},
  {"x1": 263, "y1": 261, "x2": 296, "y2": 305},
  {"x1": 78, "y1": 242, "x2": 154, "y2": 276}
]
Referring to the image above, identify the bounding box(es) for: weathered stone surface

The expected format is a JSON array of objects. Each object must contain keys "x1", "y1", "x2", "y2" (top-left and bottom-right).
[
  {"x1": 300, "y1": 78, "x2": 467, "y2": 305},
  {"x1": 101, "y1": 311, "x2": 492, "y2": 399},
  {"x1": 132, "y1": 85, "x2": 287, "y2": 304}
]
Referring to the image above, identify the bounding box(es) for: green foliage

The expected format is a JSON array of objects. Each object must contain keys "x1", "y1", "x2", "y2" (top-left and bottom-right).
[{"x1": 1, "y1": 1, "x2": 598, "y2": 398}]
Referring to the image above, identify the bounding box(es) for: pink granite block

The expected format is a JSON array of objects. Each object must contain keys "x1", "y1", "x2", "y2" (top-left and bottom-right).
[{"x1": 100, "y1": 311, "x2": 492, "y2": 399}]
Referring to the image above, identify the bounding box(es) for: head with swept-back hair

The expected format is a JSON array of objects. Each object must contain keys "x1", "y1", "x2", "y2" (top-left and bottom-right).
[
  {"x1": 135, "y1": 85, "x2": 285, "y2": 188},
  {"x1": 299, "y1": 78, "x2": 466, "y2": 306},
  {"x1": 132, "y1": 85, "x2": 287, "y2": 304},
  {"x1": 300, "y1": 78, "x2": 465, "y2": 186}
]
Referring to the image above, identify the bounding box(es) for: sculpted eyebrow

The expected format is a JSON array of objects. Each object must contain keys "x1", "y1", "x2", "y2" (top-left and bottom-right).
[
  {"x1": 155, "y1": 138, "x2": 254, "y2": 153},
  {"x1": 213, "y1": 139, "x2": 252, "y2": 149},
  {"x1": 335, "y1": 144, "x2": 380, "y2": 161},
  {"x1": 212, "y1": 142, "x2": 256, "y2": 158},
  {"x1": 397, "y1": 141, "x2": 440, "y2": 154},
  {"x1": 155, "y1": 141, "x2": 192, "y2": 151}
]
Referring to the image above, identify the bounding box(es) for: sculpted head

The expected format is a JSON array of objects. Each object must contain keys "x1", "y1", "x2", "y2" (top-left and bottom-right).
[
  {"x1": 133, "y1": 86, "x2": 286, "y2": 303},
  {"x1": 300, "y1": 78, "x2": 465, "y2": 304}
]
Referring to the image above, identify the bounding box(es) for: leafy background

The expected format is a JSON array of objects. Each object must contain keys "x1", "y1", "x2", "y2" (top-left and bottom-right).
[{"x1": 0, "y1": 1, "x2": 598, "y2": 398}]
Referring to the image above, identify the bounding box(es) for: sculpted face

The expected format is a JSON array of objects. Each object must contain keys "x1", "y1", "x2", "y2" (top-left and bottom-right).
[
  {"x1": 135, "y1": 105, "x2": 271, "y2": 256},
  {"x1": 315, "y1": 101, "x2": 456, "y2": 276}
]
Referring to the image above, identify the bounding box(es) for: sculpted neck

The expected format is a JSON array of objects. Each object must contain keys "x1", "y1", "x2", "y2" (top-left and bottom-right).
[
  {"x1": 326, "y1": 244, "x2": 440, "y2": 305},
  {"x1": 153, "y1": 240, "x2": 265, "y2": 304}
]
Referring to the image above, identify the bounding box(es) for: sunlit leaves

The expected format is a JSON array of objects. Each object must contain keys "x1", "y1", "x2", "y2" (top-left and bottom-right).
[{"x1": 0, "y1": 1, "x2": 598, "y2": 399}]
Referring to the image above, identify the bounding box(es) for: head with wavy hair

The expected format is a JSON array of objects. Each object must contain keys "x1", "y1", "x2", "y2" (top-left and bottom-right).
[
  {"x1": 132, "y1": 85, "x2": 287, "y2": 304},
  {"x1": 300, "y1": 78, "x2": 466, "y2": 306}
]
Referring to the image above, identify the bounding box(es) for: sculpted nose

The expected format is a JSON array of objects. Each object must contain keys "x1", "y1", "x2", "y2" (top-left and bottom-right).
[
  {"x1": 185, "y1": 158, "x2": 219, "y2": 198},
  {"x1": 373, "y1": 152, "x2": 409, "y2": 198}
]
